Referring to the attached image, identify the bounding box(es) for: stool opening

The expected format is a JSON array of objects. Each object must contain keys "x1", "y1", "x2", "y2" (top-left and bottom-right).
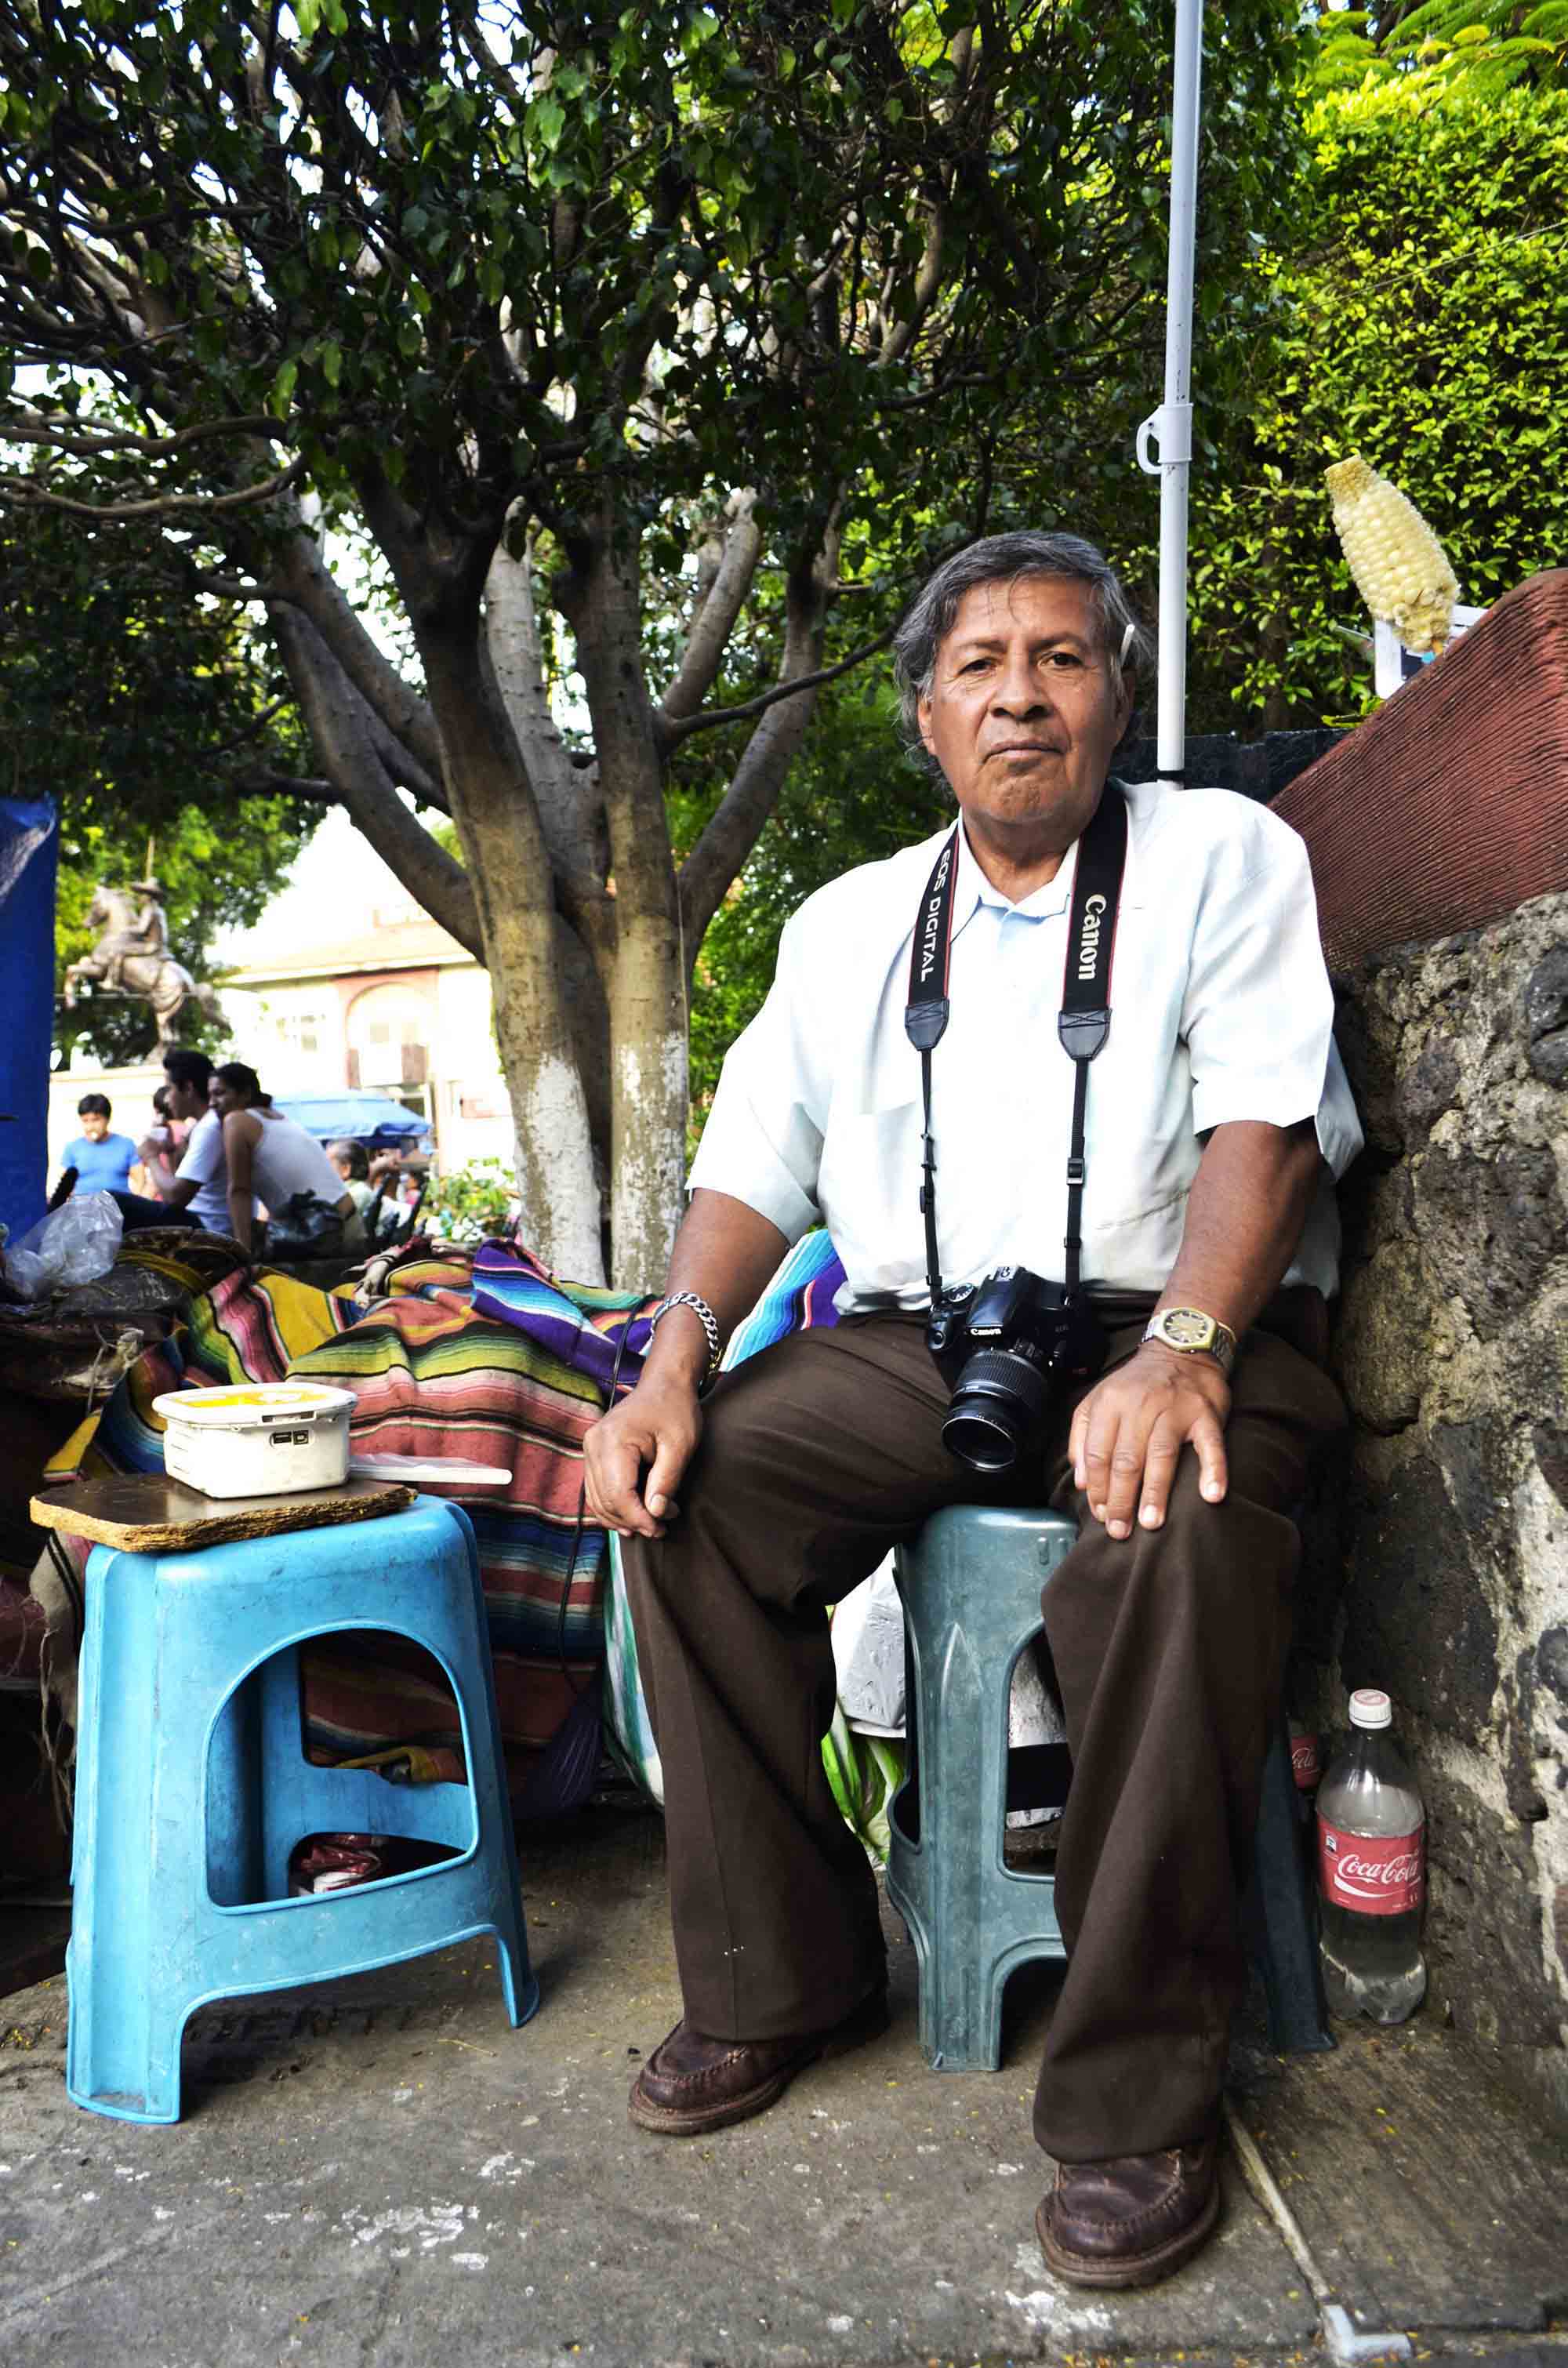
[{"x1": 204, "y1": 1632, "x2": 477, "y2": 1909}]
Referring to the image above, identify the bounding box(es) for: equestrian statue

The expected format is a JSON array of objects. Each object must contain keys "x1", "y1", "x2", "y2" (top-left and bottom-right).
[{"x1": 61, "y1": 875, "x2": 221, "y2": 1048}]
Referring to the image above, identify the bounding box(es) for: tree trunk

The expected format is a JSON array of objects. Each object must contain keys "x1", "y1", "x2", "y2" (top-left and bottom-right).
[
  {"x1": 605, "y1": 909, "x2": 688, "y2": 1293},
  {"x1": 561, "y1": 517, "x2": 688, "y2": 1290},
  {"x1": 418, "y1": 613, "x2": 608, "y2": 1285}
]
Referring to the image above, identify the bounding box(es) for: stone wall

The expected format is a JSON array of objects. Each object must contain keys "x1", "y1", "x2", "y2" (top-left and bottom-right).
[{"x1": 1297, "y1": 888, "x2": 1568, "y2": 2121}]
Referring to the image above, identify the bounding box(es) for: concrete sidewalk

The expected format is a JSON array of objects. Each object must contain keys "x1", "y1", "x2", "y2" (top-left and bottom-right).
[{"x1": 1, "y1": 1803, "x2": 1564, "y2": 2367}]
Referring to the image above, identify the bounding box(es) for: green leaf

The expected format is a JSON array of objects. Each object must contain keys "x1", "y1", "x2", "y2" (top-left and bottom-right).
[
  {"x1": 270, "y1": 356, "x2": 298, "y2": 415},
  {"x1": 529, "y1": 93, "x2": 565, "y2": 151}
]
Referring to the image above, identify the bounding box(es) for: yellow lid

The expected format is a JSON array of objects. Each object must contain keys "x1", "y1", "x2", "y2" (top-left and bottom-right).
[{"x1": 151, "y1": 1382, "x2": 357, "y2": 1427}]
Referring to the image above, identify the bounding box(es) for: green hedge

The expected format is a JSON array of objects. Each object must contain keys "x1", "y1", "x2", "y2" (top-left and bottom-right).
[{"x1": 1174, "y1": 78, "x2": 1568, "y2": 731}]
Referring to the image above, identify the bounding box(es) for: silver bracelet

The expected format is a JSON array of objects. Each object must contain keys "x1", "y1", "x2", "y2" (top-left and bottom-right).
[{"x1": 648, "y1": 1289, "x2": 721, "y2": 1382}]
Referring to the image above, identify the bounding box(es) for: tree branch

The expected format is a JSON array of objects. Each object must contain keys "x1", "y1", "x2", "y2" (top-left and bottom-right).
[
  {"x1": 270, "y1": 606, "x2": 480, "y2": 955},
  {"x1": 265, "y1": 517, "x2": 445, "y2": 778},
  {"x1": 205, "y1": 695, "x2": 292, "y2": 757},
  {"x1": 484, "y1": 521, "x2": 601, "y2": 892},
  {"x1": 660, "y1": 623, "x2": 895, "y2": 750},
  {"x1": 679, "y1": 547, "x2": 844, "y2": 949},
  {"x1": 3, "y1": 409, "x2": 290, "y2": 459},
  {"x1": 0, "y1": 456, "x2": 305, "y2": 520},
  {"x1": 655, "y1": 491, "x2": 763, "y2": 733},
  {"x1": 230, "y1": 769, "x2": 339, "y2": 804}
]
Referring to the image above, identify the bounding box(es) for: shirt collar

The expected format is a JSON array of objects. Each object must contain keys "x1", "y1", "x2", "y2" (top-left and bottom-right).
[{"x1": 950, "y1": 815, "x2": 1080, "y2": 939}]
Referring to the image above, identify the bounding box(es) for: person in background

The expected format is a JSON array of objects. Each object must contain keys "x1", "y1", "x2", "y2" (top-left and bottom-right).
[
  {"x1": 56, "y1": 1094, "x2": 137, "y2": 1197},
  {"x1": 136, "y1": 1047, "x2": 245, "y2": 1236},
  {"x1": 328, "y1": 1139, "x2": 377, "y2": 1223},
  {"x1": 147, "y1": 1082, "x2": 192, "y2": 1162},
  {"x1": 128, "y1": 1082, "x2": 189, "y2": 1199},
  {"x1": 210, "y1": 1064, "x2": 364, "y2": 1256}
]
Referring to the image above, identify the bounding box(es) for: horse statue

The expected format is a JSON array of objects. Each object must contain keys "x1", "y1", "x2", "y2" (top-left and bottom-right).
[{"x1": 61, "y1": 881, "x2": 222, "y2": 1048}]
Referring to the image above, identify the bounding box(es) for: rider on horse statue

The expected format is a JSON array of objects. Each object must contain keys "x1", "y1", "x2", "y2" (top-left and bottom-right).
[{"x1": 96, "y1": 874, "x2": 171, "y2": 992}]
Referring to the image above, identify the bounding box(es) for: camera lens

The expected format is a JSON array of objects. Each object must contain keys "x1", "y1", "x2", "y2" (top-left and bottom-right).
[{"x1": 941, "y1": 1346, "x2": 1051, "y2": 1473}]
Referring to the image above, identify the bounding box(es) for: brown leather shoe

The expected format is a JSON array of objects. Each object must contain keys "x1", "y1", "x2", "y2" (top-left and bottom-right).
[
  {"x1": 627, "y1": 1986, "x2": 889, "y2": 2137},
  {"x1": 1036, "y1": 2134, "x2": 1221, "y2": 2290}
]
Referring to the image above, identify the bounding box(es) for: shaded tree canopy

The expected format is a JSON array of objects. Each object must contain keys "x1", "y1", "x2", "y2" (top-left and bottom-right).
[
  {"x1": 0, "y1": 504, "x2": 317, "y2": 1066},
  {"x1": 0, "y1": 0, "x2": 1310, "y2": 1280}
]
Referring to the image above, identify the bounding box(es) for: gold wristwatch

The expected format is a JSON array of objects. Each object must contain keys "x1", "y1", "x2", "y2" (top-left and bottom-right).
[{"x1": 1142, "y1": 1306, "x2": 1237, "y2": 1376}]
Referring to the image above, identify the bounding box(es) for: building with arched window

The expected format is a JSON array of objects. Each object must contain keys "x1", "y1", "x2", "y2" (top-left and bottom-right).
[
  {"x1": 216, "y1": 819, "x2": 514, "y2": 1173},
  {"x1": 47, "y1": 813, "x2": 516, "y2": 1182}
]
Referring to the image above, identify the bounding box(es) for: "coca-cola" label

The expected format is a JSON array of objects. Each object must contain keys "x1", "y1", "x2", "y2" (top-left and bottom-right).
[{"x1": 1318, "y1": 1819, "x2": 1425, "y2": 1916}]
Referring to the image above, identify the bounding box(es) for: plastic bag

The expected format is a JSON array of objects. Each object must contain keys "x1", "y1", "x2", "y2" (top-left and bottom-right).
[
  {"x1": 830, "y1": 1557, "x2": 907, "y2": 1735},
  {"x1": 3, "y1": 1190, "x2": 124, "y2": 1300}
]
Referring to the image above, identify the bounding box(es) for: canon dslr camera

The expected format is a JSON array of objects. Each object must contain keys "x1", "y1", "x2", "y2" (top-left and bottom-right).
[{"x1": 927, "y1": 1265, "x2": 1105, "y2": 1474}]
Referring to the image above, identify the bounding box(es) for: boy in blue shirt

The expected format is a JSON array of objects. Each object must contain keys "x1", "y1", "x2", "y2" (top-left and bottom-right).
[{"x1": 57, "y1": 1094, "x2": 138, "y2": 1195}]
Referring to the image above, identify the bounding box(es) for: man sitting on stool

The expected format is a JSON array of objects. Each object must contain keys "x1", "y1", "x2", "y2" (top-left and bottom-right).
[{"x1": 584, "y1": 530, "x2": 1361, "y2": 2292}]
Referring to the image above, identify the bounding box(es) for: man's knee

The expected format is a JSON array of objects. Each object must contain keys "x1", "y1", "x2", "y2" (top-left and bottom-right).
[{"x1": 1047, "y1": 1455, "x2": 1299, "y2": 1658}]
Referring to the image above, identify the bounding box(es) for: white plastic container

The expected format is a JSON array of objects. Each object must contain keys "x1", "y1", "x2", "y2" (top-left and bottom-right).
[{"x1": 153, "y1": 1382, "x2": 358, "y2": 1499}]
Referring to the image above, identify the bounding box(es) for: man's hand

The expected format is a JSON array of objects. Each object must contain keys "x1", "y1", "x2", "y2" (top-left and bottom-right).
[
  {"x1": 1069, "y1": 1342, "x2": 1231, "y2": 1541},
  {"x1": 583, "y1": 1373, "x2": 704, "y2": 1540}
]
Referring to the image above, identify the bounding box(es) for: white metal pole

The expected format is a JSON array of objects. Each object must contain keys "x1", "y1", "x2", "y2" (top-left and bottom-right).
[{"x1": 1135, "y1": 0, "x2": 1205, "y2": 783}]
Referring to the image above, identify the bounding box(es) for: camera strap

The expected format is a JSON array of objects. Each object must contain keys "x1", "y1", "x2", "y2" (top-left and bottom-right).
[{"x1": 903, "y1": 783, "x2": 1129, "y2": 1304}]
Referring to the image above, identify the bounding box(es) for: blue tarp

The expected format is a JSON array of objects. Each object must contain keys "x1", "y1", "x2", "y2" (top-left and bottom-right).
[
  {"x1": 0, "y1": 797, "x2": 60, "y2": 1243},
  {"x1": 271, "y1": 1091, "x2": 434, "y2": 1151}
]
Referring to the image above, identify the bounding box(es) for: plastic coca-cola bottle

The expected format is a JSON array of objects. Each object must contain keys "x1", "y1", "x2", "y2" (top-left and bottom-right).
[{"x1": 1316, "y1": 1687, "x2": 1427, "y2": 2025}]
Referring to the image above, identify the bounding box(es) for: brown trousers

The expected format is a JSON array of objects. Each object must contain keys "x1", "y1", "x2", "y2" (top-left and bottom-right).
[{"x1": 622, "y1": 1311, "x2": 1345, "y2": 2160}]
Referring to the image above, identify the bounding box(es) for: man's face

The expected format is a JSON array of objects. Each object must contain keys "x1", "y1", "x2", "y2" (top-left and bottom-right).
[
  {"x1": 79, "y1": 1110, "x2": 109, "y2": 1142},
  {"x1": 916, "y1": 576, "x2": 1132, "y2": 853},
  {"x1": 163, "y1": 1071, "x2": 207, "y2": 1123}
]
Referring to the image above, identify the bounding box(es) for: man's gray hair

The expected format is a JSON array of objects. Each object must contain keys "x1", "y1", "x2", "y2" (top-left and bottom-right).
[{"x1": 891, "y1": 531, "x2": 1152, "y2": 740}]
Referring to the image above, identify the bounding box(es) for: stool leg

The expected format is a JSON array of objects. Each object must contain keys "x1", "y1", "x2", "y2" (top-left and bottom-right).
[
  {"x1": 205, "y1": 1669, "x2": 263, "y2": 1909},
  {"x1": 67, "y1": 1547, "x2": 190, "y2": 2123},
  {"x1": 442, "y1": 1535, "x2": 538, "y2": 2032},
  {"x1": 256, "y1": 1644, "x2": 312, "y2": 1900},
  {"x1": 909, "y1": 1615, "x2": 1007, "y2": 2071},
  {"x1": 1246, "y1": 1712, "x2": 1333, "y2": 2054}
]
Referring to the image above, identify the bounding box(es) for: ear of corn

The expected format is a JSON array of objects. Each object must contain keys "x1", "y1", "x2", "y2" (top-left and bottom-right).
[{"x1": 1325, "y1": 454, "x2": 1459, "y2": 655}]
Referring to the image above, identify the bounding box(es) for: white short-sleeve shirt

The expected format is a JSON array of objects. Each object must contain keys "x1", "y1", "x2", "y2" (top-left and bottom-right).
[
  {"x1": 174, "y1": 1108, "x2": 235, "y2": 1233},
  {"x1": 689, "y1": 779, "x2": 1363, "y2": 1311}
]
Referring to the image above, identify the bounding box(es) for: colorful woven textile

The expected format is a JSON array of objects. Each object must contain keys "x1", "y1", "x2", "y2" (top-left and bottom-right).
[
  {"x1": 42, "y1": 1247, "x2": 660, "y2": 1812},
  {"x1": 471, "y1": 1240, "x2": 657, "y2": 1396},
  {"x1": 720, "y1": 1229, "x2": 847, "y2": 1368},
  {"x1": 289, "y1": 1244, "x2": 659, "y2": 1808}
]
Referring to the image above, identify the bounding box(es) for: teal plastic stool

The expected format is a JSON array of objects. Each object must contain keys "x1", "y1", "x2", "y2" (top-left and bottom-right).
[
  {"x1": 887, "y1": 1505, "x2": 1073, "y2": 2071},
  {"x1": 67, "y1": 1493, "x2": 539, "y2": 2124},
  {"x1": 887, "y1": 1504, "x2": 1330, "y2": 2072}
]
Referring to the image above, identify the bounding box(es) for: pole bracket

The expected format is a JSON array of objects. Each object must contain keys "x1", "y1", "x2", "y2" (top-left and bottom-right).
[{"x1": 1135, "y1": 401, "x2": 1193, "y2": 474}]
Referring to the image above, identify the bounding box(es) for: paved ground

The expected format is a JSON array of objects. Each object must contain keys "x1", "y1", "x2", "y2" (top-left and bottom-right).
[{"x1": 2, "y1": 1802, "x2": 1565, "y2": 2367}]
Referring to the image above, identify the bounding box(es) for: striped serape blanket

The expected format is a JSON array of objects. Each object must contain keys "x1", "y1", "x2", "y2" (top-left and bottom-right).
[{"x1": 40, "y1": 1246, "x2": 660, "y2": 1812}]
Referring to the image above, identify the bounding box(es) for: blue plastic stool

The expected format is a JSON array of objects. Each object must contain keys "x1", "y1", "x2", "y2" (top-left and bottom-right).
[
  {"x1": 886, "y1": 1504, "x2": 1330, "y2": 2072},
  {"x1": 67, "y1": 1493, "x2": 539, "y2": 2124}
]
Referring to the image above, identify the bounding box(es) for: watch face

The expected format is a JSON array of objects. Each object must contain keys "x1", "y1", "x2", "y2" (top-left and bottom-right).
[{"x1": 1162, "y1": 1309, "x2": 1213, "y2": 1348}]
